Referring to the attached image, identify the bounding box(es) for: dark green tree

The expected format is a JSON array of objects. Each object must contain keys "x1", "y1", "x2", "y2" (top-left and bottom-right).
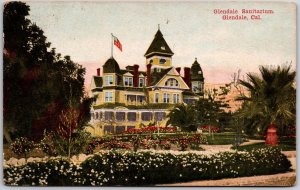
[{"x1": 3, "y1": 2, "x2": 91, "y2": 142}]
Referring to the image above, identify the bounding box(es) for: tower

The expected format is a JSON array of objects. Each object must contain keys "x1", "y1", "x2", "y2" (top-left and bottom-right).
[
  {"x1": 190, "y1": 58, "x2": 204, "y2": 94},
  {"x1": 144, "y1": 28, "x2": 174, "y2": 70}
]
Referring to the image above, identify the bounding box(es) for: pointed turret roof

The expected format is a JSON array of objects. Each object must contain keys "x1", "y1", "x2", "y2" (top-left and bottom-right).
[
  {"x1": 144, "y1": 29, "x2": 174, "y2": 58},
  {"x1": 191, "y1": 58, "x2": 204, "y2": 81}
]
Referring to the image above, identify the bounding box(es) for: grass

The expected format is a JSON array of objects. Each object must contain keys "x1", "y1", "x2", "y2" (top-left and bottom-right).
[
  {"x1": 206, "y1": 132, "x2": 248, "y2": 145},
  {"x1": 233, "y1": 141, "x2": 296, "y2": 151}
]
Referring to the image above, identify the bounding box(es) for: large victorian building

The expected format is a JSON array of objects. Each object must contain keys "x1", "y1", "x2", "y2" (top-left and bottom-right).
[{"x1": 88, "y1": 29, "x2": 204, "y2": 136}]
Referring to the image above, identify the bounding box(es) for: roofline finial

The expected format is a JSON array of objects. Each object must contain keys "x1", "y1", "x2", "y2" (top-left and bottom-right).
[
  {"x1": 158, "y1": 24, "x2": 160, "y2": 30},
  {"x1": 195, "y1": 57, "x2": 197, "y2": 61}
]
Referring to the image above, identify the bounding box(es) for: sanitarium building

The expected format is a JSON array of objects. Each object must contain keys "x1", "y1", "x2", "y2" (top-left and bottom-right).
[{"x1": 88, "y1": 29, "x2": 204, "y2": 136}]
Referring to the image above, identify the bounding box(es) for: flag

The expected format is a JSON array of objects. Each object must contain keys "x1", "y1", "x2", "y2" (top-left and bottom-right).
[{"x1": 112, "y1": 35, "x2": 122, "y2": 52}]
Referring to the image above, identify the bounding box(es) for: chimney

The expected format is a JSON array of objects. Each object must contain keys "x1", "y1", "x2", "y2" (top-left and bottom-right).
[
  {"x1": 176, "y1": 67, "x2": 181, "y2": 75},
  {"x1": 133, "y1": 64, "x2": 139, "y2": 87},
  {"x1": 146, "y1": 64, "x2": 152, "y2": 86},
  {"x1": 97, "y1": 68, "x2": 101, "y2": 76},
  {"x1": 184, "y1": 67, "x2": 191, "y2": 88}
]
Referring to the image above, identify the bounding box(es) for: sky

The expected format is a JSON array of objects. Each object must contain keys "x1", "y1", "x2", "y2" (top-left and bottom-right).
[{"x1": 26, "y1": 1, "x2": 296, "y2": 88}]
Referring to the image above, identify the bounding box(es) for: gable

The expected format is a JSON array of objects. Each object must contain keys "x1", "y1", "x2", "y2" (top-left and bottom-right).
[
  {"x1": 123, "y1": 72, "x2": 133, "y2": 76},
  {"x1": 155, "y1": 68, "x2": 189, "y2": 90}
]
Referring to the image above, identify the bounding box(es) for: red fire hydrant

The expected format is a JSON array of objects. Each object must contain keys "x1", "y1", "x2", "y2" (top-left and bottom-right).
[{"x1": 265, "y1": 124, "x2": 278, "y2": 146}]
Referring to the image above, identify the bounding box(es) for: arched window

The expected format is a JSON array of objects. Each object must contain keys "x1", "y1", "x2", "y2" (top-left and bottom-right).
[
  {"x1": 165, "y1": 78, "x2": 179, "y2": 87},
  {"x1": 159, "y1": 59, "x2": 166, "y2": 64},
  {"x1": 95, "y1": 112, "x2": 99, "y2": 119}
]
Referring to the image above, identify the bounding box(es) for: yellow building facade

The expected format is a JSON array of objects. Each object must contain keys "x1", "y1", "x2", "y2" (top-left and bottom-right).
[{"x1": 88, "y1": 29, "x2": 205, "y2": 136}]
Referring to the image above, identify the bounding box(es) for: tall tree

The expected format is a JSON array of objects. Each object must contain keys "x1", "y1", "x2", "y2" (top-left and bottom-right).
[
  {"x1": 3, "y1": 2, "x2": 91, "y2": 142},
  {"x1": 237, "y1": 65, "x2": 296, "y2": 137}
]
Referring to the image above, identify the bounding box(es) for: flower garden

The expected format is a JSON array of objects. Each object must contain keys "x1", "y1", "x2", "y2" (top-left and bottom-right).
[
  {"x1": 4, "y1": 147, "x2": 292, "y2": 186},
  {"x1": 3, "y1": 125, "x2": 294, "y2": 186}
]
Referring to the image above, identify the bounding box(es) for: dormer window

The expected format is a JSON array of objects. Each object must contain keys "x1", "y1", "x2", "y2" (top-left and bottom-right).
[
  {"x1": 159, "y1": 59, "x2": 166, "y2": 64},
  {"x1": 165, "y1": 78, "x2": 179, "y2": 87},
  {"x1": 139, "y1": 78, "x2": 144, "y2": 87},
  {"x1": 105, "y1": 75, "x2": 113, "y2": 86},
  {"x1": 124, "y1": 77, "x2": 133, "y2": 86},
  {"x1": 161, "y1": 46, "x2": 166, "y2": 50},
  {"x1": 198, "y1": 71, "x2": 202, "y2": 74}
]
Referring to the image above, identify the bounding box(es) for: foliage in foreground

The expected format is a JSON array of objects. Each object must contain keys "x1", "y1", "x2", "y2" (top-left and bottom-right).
[{"x1": 4, "y1": 147, "x2": 291, "y2": 186}]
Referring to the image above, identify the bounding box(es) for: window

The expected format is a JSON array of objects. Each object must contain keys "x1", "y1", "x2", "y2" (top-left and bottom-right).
[
  {"x1": 159, "y1": 59, "x2": 166, "y2": 64},
  {"x1": 95, "y1": 112, "x2": 98, "y2": 119},
  {"x1": 127, "y1": 112, "x2": 137, "y2": 121},
  {"x1": 104, "y1": 111, "x2": 114, "y2": 121},
  {"x1": 155, "y1": 93, "x2": 159, "y2": 103},
  {"x1": 155, "y1": 112, "x2": 166, "y2": 122},
  {"x1": 163, "y1": 93, "x2": 170, "y2": 103},
  {"x1": 139, "y1": 78, "x2": 144, "y2": 87},
  {"x1": 183, "y1": 98, "x2": 197, "y2": 104},
  {"x1": 138, "y1": 96, "x2": 145, "y2": 103},
  {"x1": 127, "y1": 95, "x2": 136, "y2": 102},
  {"x1": 104, "y1": 125, "x2": 114, "y2": 134},
  {"x1": 192, "y1": 81, "x2": 202, "y2": 92},
  {"x1": 105, "y1": 76, "x2": 113, "y2": 86},
  {"x1": 165, "y1": 78, "x2": 179, "y2": 87},
  {"x1": 142, "y1": 112, "x2": 152, "y2": 121},
  {"x1": 116, "y1": 112, "x2": 125, "y2": 121},
  {"x1": 124, "y1": 77, "x2": 133, "y2": 86},
  {"x1": 200, "y1": 83, "x2": 203, "y2": 92},
  {"x1": 173, "y1": 94, "x2": 179, "y2": 104},
  {"x1": 105, "y1": 92, "x2": 113, "y2": 102},
  {"x1": 116, "y1": 126, "x2": 125, "y2": 133},
  {"x1": 192, "y1": 86, "x2": 197, "y2": 92}
]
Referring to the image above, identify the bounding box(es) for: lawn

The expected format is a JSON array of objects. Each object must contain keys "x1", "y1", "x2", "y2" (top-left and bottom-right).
[
  {"x1": 233, "y1": 141, "x2": 296, "y2": 151},
  {"x1": 206, "y1": 132, "x2": 247, "y2": 145}
]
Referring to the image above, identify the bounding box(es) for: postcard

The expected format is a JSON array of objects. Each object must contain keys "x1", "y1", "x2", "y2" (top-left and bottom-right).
[{"x1": 3, "y1": 1, "x2": 296, "y2": 186}]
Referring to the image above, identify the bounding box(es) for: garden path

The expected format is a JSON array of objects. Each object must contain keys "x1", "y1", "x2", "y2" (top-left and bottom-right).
[
  {"x1": 201, "y1": 140, "x2": 265, "y2": 152},
  {"x1": 159, "y1": 172, "x2": 296, "y2": 186},
  {"x1": 239, "y1": 139, "x2": 265, "y2": 146}
]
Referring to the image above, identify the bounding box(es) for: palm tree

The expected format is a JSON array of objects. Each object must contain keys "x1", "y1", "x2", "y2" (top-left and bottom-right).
[
  {"x1": 237, "y1": 65, "x2": 296, "y2": 137},
  {"x1": 166, "y1": 104, "x2": 197, "y2": 132}
]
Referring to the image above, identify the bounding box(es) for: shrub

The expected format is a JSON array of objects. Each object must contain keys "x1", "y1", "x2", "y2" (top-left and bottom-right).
[
  {"x1": 38, "y1": 132, "x2": 58, "y2": 157},
  {"x1": 52, "y1": 131, "x2": 92, "y2": 157},
  {"x1": 4, "y1": 147, "x2": 291, "y2": 186},
  {"x1": 10, "y1": 137, "x2": 34, "y2": 160},
  {"x1": 159, "y1": 140, "x2": 171, "y2": 150}
]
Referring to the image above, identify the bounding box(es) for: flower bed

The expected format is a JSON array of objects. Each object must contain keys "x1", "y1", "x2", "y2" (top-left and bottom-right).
[
  {"x1": 121, "y1": 126, "x2": 176, "y2": 134},
  {"x1": 85, "y1": 133, "x2": 207, "y2": 153},
  {"x1": 200, "y1": 126, "x2": 220, "y2": 133},
  {"x1": 4, "y1": 147, "x2": 291, "y2": 186}
]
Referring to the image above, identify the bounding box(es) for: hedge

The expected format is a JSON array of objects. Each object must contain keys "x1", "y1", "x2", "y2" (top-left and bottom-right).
[{"x1": 4, "y1": 147, "x2": 291, "y2": 186}]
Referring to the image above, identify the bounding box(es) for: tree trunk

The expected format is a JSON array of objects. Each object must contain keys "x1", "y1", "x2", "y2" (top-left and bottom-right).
[
  {"x1": 68, "y1": 137, "x2": 71, "y2": 161},
  {"x1": 3, "y1": 126, "x2": 12, "y2": 143}
]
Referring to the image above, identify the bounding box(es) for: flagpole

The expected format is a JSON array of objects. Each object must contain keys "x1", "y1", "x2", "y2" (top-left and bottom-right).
[{"x1": 111, "y1": 33, "x2": 113, "y2": 58}]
